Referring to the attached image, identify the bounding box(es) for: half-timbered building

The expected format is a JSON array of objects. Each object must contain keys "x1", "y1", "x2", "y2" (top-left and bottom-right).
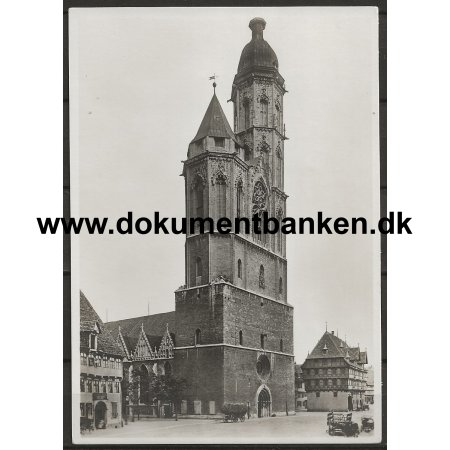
[
  {"x1": 301, "y1": 331, "x2": 368, "y2": 411},
  {"x1": 79, "y1": 292, "x2": 125, "y2": 429}
]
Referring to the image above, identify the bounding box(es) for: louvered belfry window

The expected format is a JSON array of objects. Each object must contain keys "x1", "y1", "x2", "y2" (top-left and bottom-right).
[
  {"x1": 260, "y1": 99, "x2": 268, "y2": 127},
  {"x1": 216, "y1": 174, "x2": 227, "y2": 218}
]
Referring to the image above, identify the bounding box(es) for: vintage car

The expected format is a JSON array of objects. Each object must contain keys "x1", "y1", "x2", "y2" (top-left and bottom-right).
[
  {"x1": 361, "y1": 416, "x2": 375, "y2": 432},
  {"x1": 80, "y1": 417, "x2": 94, "y2": 433},
  {"x1": 222, "y1": 403, "x2": 247, "y2": 423},
  {"x1": 326, "y1": 412, "x2": 359, "y2": 437}
]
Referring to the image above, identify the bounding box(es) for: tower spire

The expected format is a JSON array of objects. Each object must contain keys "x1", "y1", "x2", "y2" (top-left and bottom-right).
[{"x1": 209, "y1": 74, "x2": 219, "y2": 95}]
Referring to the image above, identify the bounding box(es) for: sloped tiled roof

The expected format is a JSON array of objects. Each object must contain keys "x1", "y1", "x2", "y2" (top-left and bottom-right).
[
  {"x1": 306, "y1": 331, "x2": 367, "y2": 365},
  {"x1": 105, "y1": 311, "x2": 176, "y2": 357},
  {"x1": 146, "y1": 334, "x2": 163, "y2": 350},
  {"x1": 190, "y1": 94, "x2": 239, "y2": 145},
  {"x1": 105, "y1": 311, "x2": 175, "y2": 340},
  {"x1": 122, "y1": 336, "x2": 138, "y2": 355},
  {"x1": 80, "y1": 291, "x2": 125, "y2": 358}
]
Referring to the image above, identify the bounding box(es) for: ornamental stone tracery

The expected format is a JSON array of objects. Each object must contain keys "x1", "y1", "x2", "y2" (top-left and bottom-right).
[
  {"x1": 252, "y1": 180, "x2": 268, "y2": 217},
  {"x1": 190, "y1": 164, "x2": 207, "y2": 189}
]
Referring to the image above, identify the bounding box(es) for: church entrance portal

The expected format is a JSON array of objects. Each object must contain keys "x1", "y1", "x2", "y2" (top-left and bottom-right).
[
  {"x1": 257, "y1": 388, "x2": 271, "y2": 418},
  {"x1": 94, "y1": 401, "x2": 107, "y2": 429}
]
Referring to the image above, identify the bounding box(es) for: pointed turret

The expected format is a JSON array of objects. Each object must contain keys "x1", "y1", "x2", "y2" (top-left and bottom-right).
[{"x1": 188, "y1": 94, "x2": 240, "y2": 158}]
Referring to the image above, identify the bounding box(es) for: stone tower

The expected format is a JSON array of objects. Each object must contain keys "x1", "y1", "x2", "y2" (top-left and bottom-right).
[{"x1": 174, "y1": 18, "x2": 295, "y2": 417}]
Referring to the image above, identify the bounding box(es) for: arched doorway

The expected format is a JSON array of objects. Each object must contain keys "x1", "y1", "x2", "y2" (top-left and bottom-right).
[
  {"x1": 348, "y1": 395, "x2": 353, "y2": 411},
  {"x1": 257, "y1": 388, "x2": 271, "y2": 418},
  {"x1": 164, "y1": 361, "x2": 172, "y2": 376},
  {"x1": 94, "y1": 401, "x2": 107, "y2": 429},
  {"x1": 139, "y1": 364, "x2": 150, "y2": 404}
]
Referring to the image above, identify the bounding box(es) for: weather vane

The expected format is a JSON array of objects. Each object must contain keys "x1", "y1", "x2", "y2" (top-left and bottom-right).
[{"x1": 209, "y1": 73, "x2": 219, "y2": 93}]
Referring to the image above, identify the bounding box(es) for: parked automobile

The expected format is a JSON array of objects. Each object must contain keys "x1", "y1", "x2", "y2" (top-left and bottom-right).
[
  {"x1": 326, "y1": 412, "x2": 359, "y2": 437},
  {"x1": 361, "y1": 416, "x2": 374, "y2": 432},
  {"x1": 222, "y1": 403, "x2": 247, "y2": 423}
]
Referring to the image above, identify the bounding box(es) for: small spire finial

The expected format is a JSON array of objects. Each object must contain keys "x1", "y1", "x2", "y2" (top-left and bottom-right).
[
  {"x1": 325, "y1": 321, "x2": 328, "y2": 332},
  {"x1": 249, "y1": 17, "x2": 266, "y2": 39},
  {"x1": 209, "y1": 74, "x2": 219, "y2": 94}
]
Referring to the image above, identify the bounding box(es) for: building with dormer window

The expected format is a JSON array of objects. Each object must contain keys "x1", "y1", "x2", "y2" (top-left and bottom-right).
[
  {"x1": 79, "y1": 292, "x2": 125, "y2": 430},
  {"x1": 301, "y1": 330, "x2": 368, "y2": 411}
]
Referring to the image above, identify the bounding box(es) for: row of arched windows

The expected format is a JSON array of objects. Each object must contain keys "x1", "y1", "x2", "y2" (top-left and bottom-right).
[
  {"x1": 196, "y1": 257, "x2": 284, "y2": 294},
  {"x1": 191, "y1": 177, "x2": 283, "y2": 251},
  {"x1": 242, "y1": 98, "x2": 282, "y2": 130},
  {"x1": 237, "y1": 261, "x2": 283, "y2": 294},
  {"x1": 190, "y1": 327, "x2": 284, "y2": 352}
]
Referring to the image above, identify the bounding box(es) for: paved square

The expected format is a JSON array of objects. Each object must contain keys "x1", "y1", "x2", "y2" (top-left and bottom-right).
[{"x1": 78, "y1": 411, "x2": 379, "y2": 445}]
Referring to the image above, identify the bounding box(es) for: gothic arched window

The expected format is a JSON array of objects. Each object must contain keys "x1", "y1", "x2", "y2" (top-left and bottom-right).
[
  {"x1": 243, "y1": 145, "x2": 251, "y2": 161},
  {"x1": 279, "y1": 277, "x2": 283, "y2": 294},
  {"x1": 276, "y1": 209, "x2": 283, "y2": 253},
  {"x1": 216, "y1": 173, "x2": 227, "y2": 218},
  {"x1": 276, "y1": 103, "x2": 282, "y2": 131},
  {"x1": 194, "y1": 328, "x2": 201, "y2": 346},
  {"x1": 276, "y1": 146, "x2": 283, "y2": 187},
  {"x1": 236, "y1": 180, "x2": 244, "y2": 218},
  {"x1": 164, "y1": 361, "x2": 172, "y2": 376},
  {"x1": 280, "y1": 339, "x2": 284, "y2": 352},
  {"x1": 259, "y1": 265, "x2": 265, "y2": 289},
  {"x1": 193, "y1": 177, "x2": 204, "y2": 219},
  {"x1": 195, "y1": 257, "x2": 203, "y2": 284},
  {"x1": 237, "y1": 259, "x2": 242, "y2": 279},
  {"x1": 252, "y1": 181, "x2": 268, "y2": 245},
  {"x1": 243, "y1": 99, "x2": 250, "y2": 129},
  {"x1": 239, "y1": 330, "x2": 243, "y2": 346},
  {"x1": 260, "y1": 99, "x2": 268, "y2": 127},
  {"x1": 252, "y1": 181, "x2": 267, "y2": 216}
]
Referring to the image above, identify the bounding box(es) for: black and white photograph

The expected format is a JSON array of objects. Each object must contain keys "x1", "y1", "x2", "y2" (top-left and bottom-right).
[
  {"x1": 69, "y1": 6, "x2": 382, "y2": 445},
  {"x1": 9, "y1": 1, "x2": 450, "y2": 449}
]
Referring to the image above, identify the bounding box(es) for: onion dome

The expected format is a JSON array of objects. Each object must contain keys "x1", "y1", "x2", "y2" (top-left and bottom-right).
[{"x1": 237, "y1": 18, "x2": 279, "y2": 74}]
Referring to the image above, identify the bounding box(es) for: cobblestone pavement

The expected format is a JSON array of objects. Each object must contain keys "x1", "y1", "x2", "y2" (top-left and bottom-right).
[{"x1": 77, "y1": 410, "x2": 380, "y2": 445}]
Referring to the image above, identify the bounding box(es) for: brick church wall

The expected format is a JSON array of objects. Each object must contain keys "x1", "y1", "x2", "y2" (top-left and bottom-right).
[
  {"x1": 174, "y1": 282, "x2": 295, "y2": 415},
  {"x1": 175, "y1": 284, "x2": 224, "y2": 346},
  {"x1": 222, "y1": 284, "x2": 293, "y2": 354},
  {"x1": 173, "y1": 346, "x2": 225, "y2": 415},
  {"x1": 232, "y1": 235, "x2": 287, "y2": 303},
  {"x1": 223, "y1": 347, "x2": 295, "y2": 415}
]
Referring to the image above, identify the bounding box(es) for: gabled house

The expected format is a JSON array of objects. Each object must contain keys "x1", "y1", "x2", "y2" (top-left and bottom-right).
[
  {"x1": 301, "y1": 330, "x2": 368, "y2": 411},
  {"x1": 79, "y1": 291, "x2": 125, "y2": 430}
]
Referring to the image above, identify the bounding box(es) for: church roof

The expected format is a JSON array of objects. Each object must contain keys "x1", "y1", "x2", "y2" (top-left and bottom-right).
[
  {"x1": 305, "y1": 331, "x2": 368, "y2": 365},
  {"x1": 237, "y1": 18, "x2": 279, "y2": 75},
  {"x1": 105, "y1": 311, "x2": 175, "y2": 342},
  {"x1": 80, "y1": 291, "x2": 125, "y2": 357},
  {"x1": 190, "y1": 94, "x2": 239, "y2": 145}
]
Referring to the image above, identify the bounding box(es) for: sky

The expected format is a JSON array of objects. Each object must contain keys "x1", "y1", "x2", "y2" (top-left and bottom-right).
[{"x1": 69, "y1": 7, "x2": 380, "y2": 367}]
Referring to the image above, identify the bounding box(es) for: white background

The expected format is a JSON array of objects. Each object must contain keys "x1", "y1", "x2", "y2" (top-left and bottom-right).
[{"x1": 0, "y1": 1, "x2": 449, "y2": 448}]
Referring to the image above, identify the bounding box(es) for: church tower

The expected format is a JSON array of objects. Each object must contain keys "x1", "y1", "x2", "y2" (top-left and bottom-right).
[{"x1": 174, "y1": 18, "x2": 295, "y2": 417}]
